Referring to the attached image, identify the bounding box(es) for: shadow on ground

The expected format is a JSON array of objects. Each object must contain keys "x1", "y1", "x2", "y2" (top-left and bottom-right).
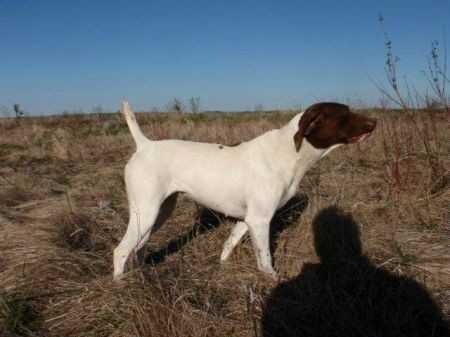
[
  {"x1": 145, "y1": 193, "x2": 308, "y2": 266},
  {"x1": 262, "y1": 206, "x2": 450, "y2": 337},
  {"x1": 269, "y1": 193, "x2": 308, "y2": 256},
  {"x1": 145, "y1": 205, "x2": 223, "y2": 265}
]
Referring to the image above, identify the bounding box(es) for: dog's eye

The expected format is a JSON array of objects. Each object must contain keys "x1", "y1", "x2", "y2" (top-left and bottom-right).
[{"x1": 338, "y1": 115, "x2": 350, "y2": 126}]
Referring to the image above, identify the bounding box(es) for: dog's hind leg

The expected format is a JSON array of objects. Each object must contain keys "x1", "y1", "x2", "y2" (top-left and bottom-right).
[
  {"x1": 113, "y1": 200, "x2": 162, "y2": 280},
  {"x1": 135, "y1": 192, "x2": 178, "y2": 251},
  {"x1": 113, "y1": 163, "x2": 169, "y2": 280}
]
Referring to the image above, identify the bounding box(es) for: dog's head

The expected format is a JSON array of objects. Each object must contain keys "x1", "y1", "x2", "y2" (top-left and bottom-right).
[{"x1": 294, "y1": 102, "x2": 376, "y2": 152}]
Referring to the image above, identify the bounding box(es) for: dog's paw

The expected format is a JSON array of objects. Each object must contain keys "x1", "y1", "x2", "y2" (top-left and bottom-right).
[
  {"x1": 113, "y1": 272, "x2": 125, "y2": 282},
  {"x1": 260, "y1": 266, "x2": 279, "y2": 281},
  {"x1": 268, "y1": 270, "x2": 279, "y2": 282}
]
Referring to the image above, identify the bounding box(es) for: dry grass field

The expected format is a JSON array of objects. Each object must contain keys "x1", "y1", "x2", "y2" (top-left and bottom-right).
[{"x1": 0, "y1": 109, "x2": 449, "y2": 336}]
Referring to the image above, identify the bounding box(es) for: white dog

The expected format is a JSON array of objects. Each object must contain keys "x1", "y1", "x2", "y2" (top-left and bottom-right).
[{"x1": 114, "y1": 101, "x2": 376, "y2": 279}]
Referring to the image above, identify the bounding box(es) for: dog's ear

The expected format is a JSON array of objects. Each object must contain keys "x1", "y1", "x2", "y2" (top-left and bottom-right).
[{"x1": 293, "y1": 105, "x2": 324, "y2": 152}]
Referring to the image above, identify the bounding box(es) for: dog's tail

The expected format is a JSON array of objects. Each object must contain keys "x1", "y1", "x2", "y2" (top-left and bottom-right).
[{"x1": 121, "y1": 101, "x2": 148, "y2": 150}]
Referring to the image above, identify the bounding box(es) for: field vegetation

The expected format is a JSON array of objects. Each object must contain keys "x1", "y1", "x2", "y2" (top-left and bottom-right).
[{"x1": 0, "y1": 106, "x2": 448, "y2": 336}]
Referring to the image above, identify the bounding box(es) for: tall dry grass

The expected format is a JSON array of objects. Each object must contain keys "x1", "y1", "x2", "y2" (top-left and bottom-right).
[{"x1": 0, "y1": 109, "x2": 449, "y2": 336}]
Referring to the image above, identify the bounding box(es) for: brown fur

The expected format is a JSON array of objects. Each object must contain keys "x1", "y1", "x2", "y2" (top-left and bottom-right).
[{"x1": 294, "y1": 103, "x2": 377, "y2": 151}]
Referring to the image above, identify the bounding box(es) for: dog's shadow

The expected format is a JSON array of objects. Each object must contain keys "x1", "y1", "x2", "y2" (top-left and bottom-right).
[
  {"x1": 144, "y1": 205, "x2": 222, "y2": 265},
  {"x1": 144, "y1": 193, "x2": 308, "y2": 266},
  {"x1": 262, "y1": 206, "x2": 450, "y2": 337}
]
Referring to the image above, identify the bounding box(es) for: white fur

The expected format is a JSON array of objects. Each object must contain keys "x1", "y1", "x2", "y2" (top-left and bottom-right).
[{"x1": 113, "y1": 102, "x2": 339, "y2": 280}]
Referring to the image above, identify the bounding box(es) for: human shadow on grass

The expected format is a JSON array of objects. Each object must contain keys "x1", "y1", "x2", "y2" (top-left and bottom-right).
[
  {"x1": 144, "y1": 193, "x2": 308, "y2": 266},
  {"x1": 262, "y1": 206, "x2": 450, "y2": 337}
]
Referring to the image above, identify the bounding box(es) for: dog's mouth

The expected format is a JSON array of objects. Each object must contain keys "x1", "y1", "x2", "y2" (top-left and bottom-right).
[
  {"x1": 349, "y1": 119, "x2": 377, "y2": 143},
  {"x1": 349, "y1": 131, "x2": 373, "y2": 143}
]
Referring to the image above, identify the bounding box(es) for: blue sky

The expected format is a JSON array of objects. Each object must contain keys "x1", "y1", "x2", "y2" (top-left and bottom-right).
[{"x1": 0, "y1": 0, "x2": 449, "y2": 115}]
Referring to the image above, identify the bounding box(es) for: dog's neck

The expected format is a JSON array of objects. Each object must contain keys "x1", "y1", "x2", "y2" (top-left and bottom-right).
[
  {"x1": 284, "y1": 112, "x2": 331, "y2": 163},
  {"x1": 270, "y1": 113, "x2": 337, "y2": 192}
]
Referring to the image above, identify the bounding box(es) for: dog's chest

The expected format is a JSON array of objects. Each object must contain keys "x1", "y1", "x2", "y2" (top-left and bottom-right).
[
  {"x1": 277, "y1": 162, "x2": 310, "y2": 208},
  {"x1": 278, "y1": 181, "x2": 299, "y2": 208}
]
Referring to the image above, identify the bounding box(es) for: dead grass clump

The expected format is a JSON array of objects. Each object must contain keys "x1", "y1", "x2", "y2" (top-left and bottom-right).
[
  {"x1": 0, "y1": 118, "x2": 21, "y2": 132},
  {"x1": 0, "y1": 187, "x2": 36, "y2": 208},
  {"x1": 67, "y1": 218, "x2": 268, "y2": 336},
  {"x1": 0, "y1": 143, "x2": 26, "y2": 158},
  {"x1": 39, "y1": 262, "x2": 247, "y2": 337},
  {"x1": 54, "y1": 212, "x2": 96, "y2": 251},
  {"x1": 48, "y1": 128, "x2": 71, "y2": 160},
  {"x1": 52, "y1": 208, "x2": 117, "y2": 258},
  {"x1": 0, "y1": 291, "x2": 43, "y2": 337}
]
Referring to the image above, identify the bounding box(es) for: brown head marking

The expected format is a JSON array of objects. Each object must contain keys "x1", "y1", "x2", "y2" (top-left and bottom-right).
[{"x1": 293, "y1": 102, "x2": 377, "y2": 151}]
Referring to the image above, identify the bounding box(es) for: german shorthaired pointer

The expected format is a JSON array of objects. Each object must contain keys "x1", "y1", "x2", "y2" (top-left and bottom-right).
[{"x1": 114, "y1": 101, "x2": 376, "y2": 279}]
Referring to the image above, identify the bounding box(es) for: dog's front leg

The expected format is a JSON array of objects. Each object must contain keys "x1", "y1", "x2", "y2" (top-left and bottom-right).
[
  {"x1": 246, "y1": 214, "x2": 277, "y2": 280},
  {"x1": 220, "y1": 221, "x2": 248, "y2": 262}
]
